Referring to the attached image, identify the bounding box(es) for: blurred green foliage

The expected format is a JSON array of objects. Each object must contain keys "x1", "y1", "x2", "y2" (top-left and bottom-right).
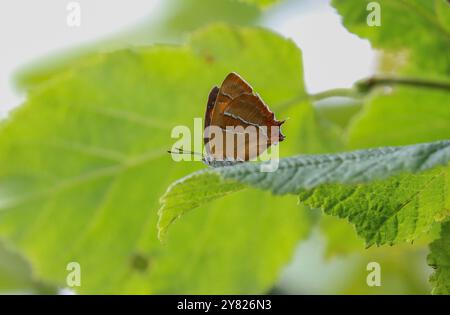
[
  {"x1": 0, "y1": 0, "x2": 449, "y2": 294},
  {"x1": 0, "y1": 242, "x2": 56, "y2": 294},
  {"x1": 428, "y1": 221, "x2": 450, "y2": 294},
  {"x1": 333, "y1": 0, "x2": 450, "y2": 78},
  {"x1": 15, "y1": 0, "x2": 263, "y2": 91},
  {"x1": 0, "y1": 24, "x2": 315, "y2": 294}
]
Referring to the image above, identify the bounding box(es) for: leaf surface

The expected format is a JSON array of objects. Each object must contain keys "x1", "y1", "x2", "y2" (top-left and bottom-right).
[
  {"x1": 428, "y1": 221, "x2": 450, "y2": 294},
  {"x1": 159, "y1": 140, "x2": 450, "y2": 244},
  {"x1": 0, "y1": 25, "x2": 311, "y2": 294}
]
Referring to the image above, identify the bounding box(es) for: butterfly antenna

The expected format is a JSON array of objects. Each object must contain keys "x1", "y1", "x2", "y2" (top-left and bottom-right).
[{"x1": 167, "y1": 147, "x2": 203, "y2": 157}]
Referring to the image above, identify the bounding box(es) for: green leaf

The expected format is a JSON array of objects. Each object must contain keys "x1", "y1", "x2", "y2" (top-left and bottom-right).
[
  {"x1": 348, "y1": 87, "x2": 450, "y2": 149},
  {"x1": 319, "y1": 216, "x2": 365, "y2": 258},
  {"x1": 437, "y1": 0, "x2": 450, "y2": 33},
  {"x1": 332, "y1": 0, "x2": 450, "y2": 77},
  {"x1": 158, "y1": 140, "x2": 450, "y2": 240},
  {"x1": 315, "y1": 100, "x2": 363, "y2": 130},
  {"x1": 339, "y1": 244, "x2": 433, "y2": 294},
  {"x1": 428, "y1": 221, "x2": 450, "y2": 294},
  {"x1": 299, "y1": 165, "x2": 449, "y2": 246},
  {"x1": 0, "y1": 25, "x2": 310, "y2": 293},
  {"x1": 333, "y1": 1, "x2": 450, "y2": 150},
  {"x1": 0, "y1": 241, "x2": 56, "y2": 294}
]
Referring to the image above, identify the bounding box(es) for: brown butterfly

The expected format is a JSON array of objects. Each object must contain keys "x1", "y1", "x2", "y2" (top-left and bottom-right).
[
  {"x1": 170, "y1": 72, "x2": 285, "y2": 167},
  {"x1": 202, "y1": 72, "x2": 285, "y2": 166}
]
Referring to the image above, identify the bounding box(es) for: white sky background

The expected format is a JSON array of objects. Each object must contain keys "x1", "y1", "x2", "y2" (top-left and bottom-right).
[
  {"x1": 0, "y1": 0, "x2": 161, "y2": 118},
  {"x1": 263, "y1": 0, "x2": 376, "y2": 93},
  {"x1": 0, "y1": 0, "x2": 376, "y2": 118}
]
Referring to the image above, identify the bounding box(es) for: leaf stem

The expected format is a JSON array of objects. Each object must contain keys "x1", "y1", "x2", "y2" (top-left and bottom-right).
[
  {"x1": 278, "y1": 75, "x2": 450, "y2": 110},
  {"x1": 355, "y1": 76, "x2": 450, "y2": 92}
]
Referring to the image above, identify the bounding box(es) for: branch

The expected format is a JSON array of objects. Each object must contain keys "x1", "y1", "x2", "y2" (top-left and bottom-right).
[
  {"x1": 277, "y1": 75, "x2": 450, "y2": 110},
  {"x1": 356, "y1": 76, "x2": 450, "y2": 92}
]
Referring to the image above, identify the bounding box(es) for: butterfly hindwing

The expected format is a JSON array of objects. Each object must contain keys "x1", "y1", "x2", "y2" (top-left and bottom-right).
[{"x1": 204, "y1": 86, "x2": 219, "y2": 144}]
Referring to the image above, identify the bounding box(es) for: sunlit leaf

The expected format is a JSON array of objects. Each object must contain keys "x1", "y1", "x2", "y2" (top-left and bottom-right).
[
  {"x1": 0, "y1": 25, "x2": 311, "y2": 294},
  {"x1": 332, "y1": 0, "x2": 450, "y2": 77},
  {"x1": 0, "y1": 241, "x2": 55, "y2": 294},
  {"x1": 348, "y1": 87, "x2": 450, "y2": 149},
  {"x1": 299, "y1": 165, "x2": 449, "y2": 246}
]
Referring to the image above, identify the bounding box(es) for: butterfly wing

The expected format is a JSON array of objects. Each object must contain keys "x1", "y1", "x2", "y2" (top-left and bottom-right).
[
  {"x1": 204, "y1": 86, "x2": 219, "y2": 143},
  {"x1": 219, "y1": 72, "x2": 253, "y2": 97},
  {"x1": 204, "y1": 72, "x2": 284, "y2": 161},
  {"x1": 225, "y1": 94, "x2": 284, "y2": 160}
]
